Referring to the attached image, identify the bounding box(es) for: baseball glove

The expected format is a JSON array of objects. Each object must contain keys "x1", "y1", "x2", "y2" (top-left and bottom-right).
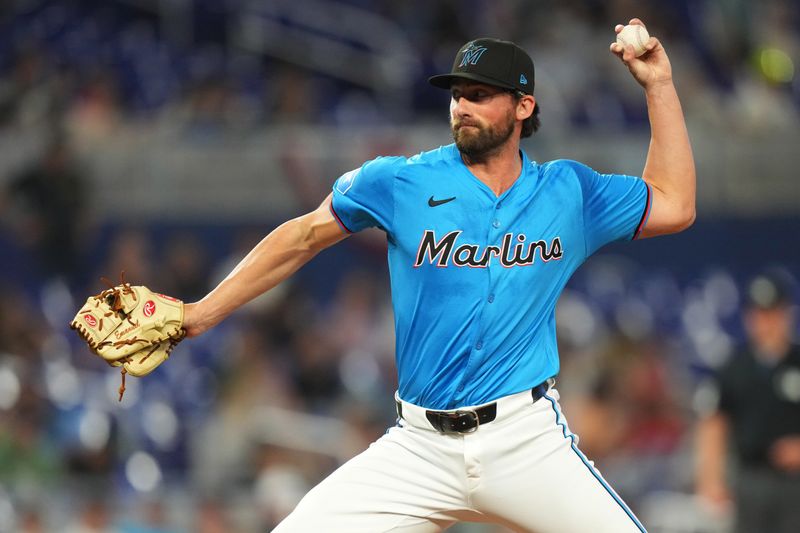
[{"x1": 70, "y1": 275, "x2": 186, "y2": 400}]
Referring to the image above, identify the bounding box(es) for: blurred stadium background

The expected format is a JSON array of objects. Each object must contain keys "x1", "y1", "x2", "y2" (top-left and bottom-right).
[{"x1": 0, "y1": 0, "x2": 798, "y2": 531}]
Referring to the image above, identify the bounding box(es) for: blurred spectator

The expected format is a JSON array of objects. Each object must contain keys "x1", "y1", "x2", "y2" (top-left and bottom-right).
[
  {"x1": 64, "y1": 497, "x2": 119, "y2": 533},
  {"x1": 568, "y1": 336, "x2": 686, "y2": 455},
  {"x1": 696, "y1": 269, "x2": 800, "y2": 533},
  {"x1": 0, "y1": 287, "x2": 44, "y2": 358},
  {"x1": 66, "y1": 71, "x2": 123, "y2": 150},
  {"x1": 620, "y1": 344, "x2": 686, "y2": 456},
  {"x1": 3, "y1": 136, "x2": 88, "y2": 283},
  {"x1": 323, "y1": 270, "x2": 384, "y2": 355},
  {"x1": 18, "y1": 506, "x2": 46, "y2": 533},
  {"x1": 565, "y1": 370, "x2": 628, "y2": 462},
  {"x1": 117, "y1": 500, "x2": 177, "y2": 533},
  {"x1": 96, "y1": 228, "x2": 157, "y2": 289},
  {"x1": 177, "y1": 77, "x2": 236, "y2": 141},
  {"x1": 0, "y1": 47, "x2": 47, "y2": 126},
  {"x1": 195, "y1": 500, "x2": 232, "y2": 533},
  {"x1": 0, "y1": 387, "x2": 60, "y2": 500},
  {"x1": 253, "y1": 445, "x2": 310, "y2": 529},
  {"x1": 63, "y1": 412, "x2": 118, "y2": 488},
  {"x1": 266, "y1": 67, "x2": 319, "y2": 125},
  {"x1": 159, "y1": 231, "x2": 211, "y2": 302},
  {"x1": 289, "y1": 324, "x2": 344, "y2": 412},
  {"x1": 0, "y1": 46, "x2": 67, "y2": 129}
]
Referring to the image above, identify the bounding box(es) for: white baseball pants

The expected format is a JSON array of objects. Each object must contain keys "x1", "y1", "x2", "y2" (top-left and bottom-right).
[{"x1": 273, "y1": 388, "x2": 646, "y2": 532}]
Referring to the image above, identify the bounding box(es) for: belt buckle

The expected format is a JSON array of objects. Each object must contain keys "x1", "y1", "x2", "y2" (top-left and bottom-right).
[{"x1": 451, "y1": 409, "x2": 479, "y2": 433}]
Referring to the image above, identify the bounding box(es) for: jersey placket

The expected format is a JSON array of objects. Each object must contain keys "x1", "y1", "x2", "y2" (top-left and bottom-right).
[{"x1": 450, "y1": 193, "x2": 510, "y2": 407}]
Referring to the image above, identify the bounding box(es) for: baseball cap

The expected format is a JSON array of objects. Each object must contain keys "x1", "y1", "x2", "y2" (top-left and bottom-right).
[
  {"x1": 429, "y1": 38, "x2": 535, "y2": 95},
  {"x1": 745, "y1": 270, "x2": 795, "y2": 309}
]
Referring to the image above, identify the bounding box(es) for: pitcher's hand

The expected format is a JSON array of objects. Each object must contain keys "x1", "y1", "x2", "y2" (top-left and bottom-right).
[{"x1": 610, "y1": 19, "x2": 672, "y2": 89}]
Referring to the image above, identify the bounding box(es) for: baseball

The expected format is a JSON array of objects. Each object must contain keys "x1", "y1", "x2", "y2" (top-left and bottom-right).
[{"x1": 617, "y1": 24, "x2": 650, "y2": 57}]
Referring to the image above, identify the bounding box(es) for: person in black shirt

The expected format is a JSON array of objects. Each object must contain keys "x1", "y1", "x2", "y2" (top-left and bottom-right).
[
  {"x1": 5, "y1": 137, "x2": 87, "y2": 283},
  {"x1": 696, "y1": 270, "x2": 800, "y2": 533}
]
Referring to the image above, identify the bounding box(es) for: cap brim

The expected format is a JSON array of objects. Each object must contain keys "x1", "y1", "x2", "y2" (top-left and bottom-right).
[{"x1": 428, "y1": 72, "x2": 517, "y2": 91}]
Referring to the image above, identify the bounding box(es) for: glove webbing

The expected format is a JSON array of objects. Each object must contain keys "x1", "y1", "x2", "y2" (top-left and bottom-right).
[{"x1": 98, "y1": 272, "x2": 136, "y2": 314}]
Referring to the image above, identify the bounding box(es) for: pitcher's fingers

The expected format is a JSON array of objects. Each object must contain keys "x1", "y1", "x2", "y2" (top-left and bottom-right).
[
  {"x1": 621, "y1": 44, "x2": 636, "y2": 63},
  {"x1": 645, "y1": 37, "x2": 660, "y2": 53},
  {"x1": 614, "y1": 24, "x2": 624, "y2": 34}
]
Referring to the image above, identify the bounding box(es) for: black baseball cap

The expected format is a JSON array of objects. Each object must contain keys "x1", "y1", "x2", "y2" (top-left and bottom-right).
[
  {"x1": 745, "y1": 270, "x2": 795, "y2": 309},
  {"x1": 429, "y1": 38, "x2": 535, "y2": 95}
]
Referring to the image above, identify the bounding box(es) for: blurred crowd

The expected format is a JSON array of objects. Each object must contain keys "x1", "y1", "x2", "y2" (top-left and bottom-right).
[
  {"x1": 0, "y1": 0, "x2": 797, "y2": 140},
  {"x1": 1, "y1": 207, "x2": 795, "y2": 531},
  {"x1": 0, "y1": 0, "x2": 798, "y2": 532}
]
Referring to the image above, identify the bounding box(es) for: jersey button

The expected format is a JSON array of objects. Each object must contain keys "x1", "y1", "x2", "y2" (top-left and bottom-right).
[
  {"x1": 488, "y1": 294, "x2": 495, "y2": 303},
  {"x1": 476, "y1": 341, "x2": 483, "y2": 350},
  {"x1": 492, "y1": 220, "x2": 500, "y2": 228}
]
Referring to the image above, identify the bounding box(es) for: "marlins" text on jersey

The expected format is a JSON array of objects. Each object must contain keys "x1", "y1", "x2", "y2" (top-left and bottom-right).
[{"x1": 414, "y1": 230, "x2": 563, "y2": 268}]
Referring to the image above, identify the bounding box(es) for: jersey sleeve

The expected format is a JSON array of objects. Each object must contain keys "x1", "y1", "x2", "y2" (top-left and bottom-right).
[
  {"x1": 570, "y1": 160, "x2": 651, "y2": 255},
  {"x1": 330, "y1": 156, "x2": 400, "y2": 235}
]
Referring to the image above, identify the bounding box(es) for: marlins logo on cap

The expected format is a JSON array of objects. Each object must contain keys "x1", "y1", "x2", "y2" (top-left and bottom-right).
[{"x1": 459, "y1": 42, "x2": 488, "y2": 67}]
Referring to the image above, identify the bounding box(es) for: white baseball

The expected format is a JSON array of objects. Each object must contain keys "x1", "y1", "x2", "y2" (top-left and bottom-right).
[{"x1": 616, "y1": 24, "x2": 650, "y2": 57}]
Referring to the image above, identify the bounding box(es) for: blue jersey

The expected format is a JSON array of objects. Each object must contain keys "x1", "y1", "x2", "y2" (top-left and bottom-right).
[{"x1": 331, "y1": 144, "x2": 651, "y2": 410}]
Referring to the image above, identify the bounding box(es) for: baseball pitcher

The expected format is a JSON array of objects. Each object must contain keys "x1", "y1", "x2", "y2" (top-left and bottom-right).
[{"x1": 181, "y1": 19, "x2": 694, "y2": 532}]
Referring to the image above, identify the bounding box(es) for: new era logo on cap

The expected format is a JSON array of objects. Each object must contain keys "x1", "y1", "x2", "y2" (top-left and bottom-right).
[{"x1": 429, "y1": 38, "x2": 535, "y2": 95}]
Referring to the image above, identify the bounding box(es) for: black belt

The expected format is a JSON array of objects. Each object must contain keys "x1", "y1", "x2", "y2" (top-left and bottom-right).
[{"x1": 397, "y1": 379, "x2": 552, "y2": 435}]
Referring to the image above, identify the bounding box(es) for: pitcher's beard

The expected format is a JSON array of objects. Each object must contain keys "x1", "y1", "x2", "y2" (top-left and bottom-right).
[{"x1": 452, "y1": 113, "x2": 516, "y2": 162}]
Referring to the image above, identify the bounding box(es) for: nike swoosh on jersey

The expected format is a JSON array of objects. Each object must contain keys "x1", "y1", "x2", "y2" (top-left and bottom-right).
[{"x1": 428, "y1": 196, "x2": 456, "y2": 207}]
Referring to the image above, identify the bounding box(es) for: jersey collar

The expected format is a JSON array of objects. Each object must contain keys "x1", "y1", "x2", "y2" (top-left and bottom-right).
[{"x1": 449, "y1": 143, "x2": 536, "y2": 202}]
